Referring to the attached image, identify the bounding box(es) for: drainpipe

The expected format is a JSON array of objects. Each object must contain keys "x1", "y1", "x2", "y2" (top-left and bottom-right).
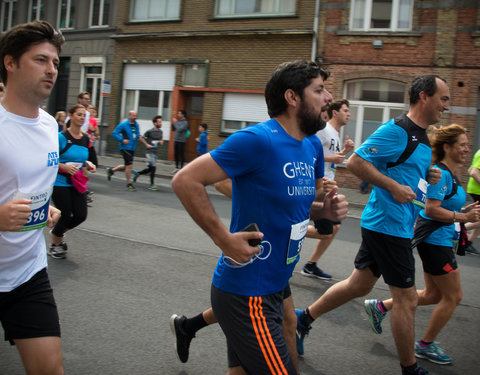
[{"x1": 311, "y1": 0, "x2": 321, "y2": 61}]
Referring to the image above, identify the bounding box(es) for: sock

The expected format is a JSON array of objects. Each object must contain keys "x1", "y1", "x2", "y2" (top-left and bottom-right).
[
  {"x1": 378, "y1": 301, "x2": 388, "y2": 313},
  {"x1": 419, "y1": 340, "x2": 432, "y2": 347},
  {"x1": 401, "y1": 363, "x2": 418, "y2": 374},
  {"x1": 300, "y1": 307, "x2": 315, "y2": 327},
  {"x1": 183, "y1": 313, "x2": 208, "y2": 336}
]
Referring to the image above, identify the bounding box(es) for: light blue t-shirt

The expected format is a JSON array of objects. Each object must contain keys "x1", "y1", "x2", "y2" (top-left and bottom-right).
[
  {"x1": 355, "y1": 115, "x2": 432, "y2": 238},
  {"x1": 55, "y1": 132, "x2": 89, "y2": 187},
  {"x1": 419, "y1": 165, "x2": 466, "y2": 247},
  {"x1": 210, "y1": 119, "x2": 324, "y2": 296}
]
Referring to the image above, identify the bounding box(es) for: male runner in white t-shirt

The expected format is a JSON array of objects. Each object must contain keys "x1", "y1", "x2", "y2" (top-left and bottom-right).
[
  {"x1": 0, "y1": 20, "x2": 65, "y2": 374},
  {"x1": 302, "y1": 99, "x2": 354, "y2": 280}
]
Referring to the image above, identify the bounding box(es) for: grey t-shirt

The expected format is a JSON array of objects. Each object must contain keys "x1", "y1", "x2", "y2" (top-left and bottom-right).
[{"x1": 173, "y1": 119, "x2": 189, "y2": 143}]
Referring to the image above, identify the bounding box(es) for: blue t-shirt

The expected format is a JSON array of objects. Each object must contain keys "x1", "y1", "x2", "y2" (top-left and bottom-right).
[
  {"x1": 210, "y1": 119, "x2": 324, "y2": 296},
  {"x1": 355, "y1": 115, "x2": 432, "y2": 238},
  {"x1": 55, "y1": 131, "x2": 89, "y2": 187},
  {"x1": 419, "y1": 165, "x2": 466, "y2": 247},
  {"x1": 197, "y1": 132, "x2": 208, "y2": 155}
]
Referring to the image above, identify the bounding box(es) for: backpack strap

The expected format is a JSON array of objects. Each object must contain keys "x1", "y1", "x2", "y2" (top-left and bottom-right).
[
  {"x1": 436, "y1": 162, "x2": 458, "y2": 200},
  {"x1": 387, "y1": 114, "x2": 430, "y2": 169},
  {"x1": 60, "y1": 130, "x2": 90, "y2": 155}
]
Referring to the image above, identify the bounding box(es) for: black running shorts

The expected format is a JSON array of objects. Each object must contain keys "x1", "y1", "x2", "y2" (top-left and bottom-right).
[
  {"x1": 355, "y1": 228, "x2": 415, "y2": 288},
  {"x1": 120, "y1": 149, "x2": 135, "y2": 166},
  {"x1": 0, "y1": 268, "x2": 61, "y2": 345},
  {"x1": 211, "y1": 285, "x2": 297, "y2": 374},
  {"x1": 417, "y1": 242, "x2": 458, "y2": 275}
]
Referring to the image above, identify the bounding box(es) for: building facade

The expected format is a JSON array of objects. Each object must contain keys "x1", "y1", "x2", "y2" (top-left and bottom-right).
[{"x1": 1, "y1": 0, "x2": 117, "y2": 154}]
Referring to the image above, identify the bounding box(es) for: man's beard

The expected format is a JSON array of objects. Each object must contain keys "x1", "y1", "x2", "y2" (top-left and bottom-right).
[{"x1": 298, "y1": 101, "x2": 327, "y2": 136}]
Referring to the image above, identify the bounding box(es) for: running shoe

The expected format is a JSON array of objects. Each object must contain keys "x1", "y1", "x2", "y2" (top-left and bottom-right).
[
  {"x1": 414, "y1": 341, "x2": 452, "y2": 365},
  {"x1": 170, "y1": 314, "x2": 194, "y2": 363},
  {"x1": 107, "y1": 167, "x2": 113, "y2": 181},
  {"x1": 301, "y1": 263, "x2": 332, "y2": 280},
  {"x1": 402, "y1": 364, "x2": 429, "y2": 375},
  {"x1": 148, "y1": 184, "x2": 160, "y2": 191},
  {"x1": 295, "y1": 309, "x2": 311, "y2": 356},
  {"x1": 364, "y1": 299, "x2": 386, "y2": 334},
  {"x1": 133, "y1": 170, "x2": 139, "y2": 183},
  {"x1": 48, "y1": 244, "x2": 66, "y2": 259},
  {"x1": 126, "y1": 183, "x2": 136, "y2": 191}
]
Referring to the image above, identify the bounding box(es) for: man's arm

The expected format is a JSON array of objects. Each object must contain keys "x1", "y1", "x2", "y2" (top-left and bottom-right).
[
  {"x1": 347, "y1": 153, "x2": 416, "y2": 204},
  {"x1": 111, "y1": 123, "x2": 124, "y2": 142},
  {"x1": 172, "y1": 155, "x2": 262, "y2": 263},
  {"x1": 469, "y1": 167, "x2": 480, "y2": 185},
  {"x1": 310, "y1": 178, "x2": 348, "y2": 221}
]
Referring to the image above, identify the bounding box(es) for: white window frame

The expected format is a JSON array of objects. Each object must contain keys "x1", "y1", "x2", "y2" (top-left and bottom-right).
[
  {"x1": 79, "y1": 57, "x2": 105, "y2": 122},
  {"x1": 130, "y1": 0, "x2": 181, "y2": 22},
  {"x1": 28, "y1": 0, "x2": 44, "y2": 21},
  {"x1": 1, "y1": 0, "x2": 16, "y2": 32},
  {"x1": 349, "y1": 0, "x2": 413, "y2": 32},
  {"x1": 57, "y1": 0, "x2": 74, "y2": 30},
  {"x1": 120, "y1": 89, "x2": 172, "y2": 139},
  {"x1": 215, "y1": 0, "x2": 295, "y2": 18},
  {"x1": 89, "y1": 0, "x2": 109, "y2": 28}
]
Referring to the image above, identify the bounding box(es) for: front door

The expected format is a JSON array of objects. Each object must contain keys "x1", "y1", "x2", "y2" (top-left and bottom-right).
[{"x1": 184, "y1": 92, "x2": 204, "y2": 162}]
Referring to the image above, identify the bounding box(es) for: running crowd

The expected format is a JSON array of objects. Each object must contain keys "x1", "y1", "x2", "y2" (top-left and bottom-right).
[{"x1": 1, "y1": 20, "x2": 479, "y2": 375}]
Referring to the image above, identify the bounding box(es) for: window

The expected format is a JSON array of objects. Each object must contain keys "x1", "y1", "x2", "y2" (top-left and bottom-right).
[
  {"x1": 341, "y1": 79, "x2": 407, "y2": 146},
  {"x1": 183, "y1": 64, "x2": 207, "y2": 87},
  {"x1": 58, "y1": 0, "x2": 75, "y2": 29},
  {"x1": 29, "y1": 0, "x2": 44, "y2": 21},
  {"x1": 122, "y1": 89, "x2": 172, "y2": 134},
  {"x1": 131, "y1": 0, "x2": 180, "y2": 22},
  {"x1": 215, "y1": 0, "x2": 295, "y2": 17},
  {"x1": 221, "y1": 93, "x2": 269, "y2": 134},
  {"x1": 350, "y1": 0, "x2": 412, "y2": 31},
  {"x1": 90, "y1": 0, "x2": 110, "y2": 27},
  {"x1": 1, "y1": 0, "x2": 17, "y2": 32}
]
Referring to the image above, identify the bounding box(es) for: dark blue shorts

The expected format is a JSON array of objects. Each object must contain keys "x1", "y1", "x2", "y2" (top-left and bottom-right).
[
  {"x1": 0, "y1": 268, "x2": 60, "y2": 345},
  {"x1": 211, "y1": 285, "x2": 296, "y2": 374}
]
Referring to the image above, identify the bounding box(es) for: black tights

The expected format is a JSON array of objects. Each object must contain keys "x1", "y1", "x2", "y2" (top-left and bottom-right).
[
  {"x1": 138, "y1": 165, "x2": 156, "y2": 185},
  {"x1": 51, "y1": 186, "x2": 87, "y2": 238},
  {"x1": 174, "y1": 141, "x2": 185, "y2": 168}
]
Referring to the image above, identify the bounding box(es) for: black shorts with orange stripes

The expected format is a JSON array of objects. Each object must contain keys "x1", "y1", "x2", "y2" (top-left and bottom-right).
[{"x1": 211, "y1": 284, "x2": 297, "y2": 375}]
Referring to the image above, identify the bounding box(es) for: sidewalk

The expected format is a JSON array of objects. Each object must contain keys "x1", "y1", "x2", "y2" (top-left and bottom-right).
[{"x1": 97, "y1": 154, "x2": 369, "y2": 217}]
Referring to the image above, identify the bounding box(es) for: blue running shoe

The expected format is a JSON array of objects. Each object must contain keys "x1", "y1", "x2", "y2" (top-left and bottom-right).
[
  {"x1": 133, "y1": 170, "x2": 139, "y2": 182},
  {"x1": 364, "y1": 299, "x2": 386, "y2": 334},
  {"x1": 414, "y1": 341, "x2": 452, "y2": 365},
  {"x1": 295, "y1": 309, "x2": 311, "y2": 356}
]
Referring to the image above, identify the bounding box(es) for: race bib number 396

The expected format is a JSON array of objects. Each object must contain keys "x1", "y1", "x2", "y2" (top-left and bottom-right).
[{"x1": 13, "y1": 187, "x2": 52, "y2": 232}]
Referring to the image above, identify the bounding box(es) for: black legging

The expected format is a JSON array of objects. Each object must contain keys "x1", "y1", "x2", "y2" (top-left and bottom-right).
[
  {"x1": 51, "y1": 186, "x2": 87, "y2": 238},
  {"x1": 137, "y1": 165, "x2": 156, "y2": 185},
  {"x1": 174, "y1": 141, "x2": 186, "y2": 168}
]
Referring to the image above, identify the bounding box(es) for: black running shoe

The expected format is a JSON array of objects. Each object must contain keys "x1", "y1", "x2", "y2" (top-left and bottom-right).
[{"x1": 170, "y1": 314, "x2": 194, "y2": 363}]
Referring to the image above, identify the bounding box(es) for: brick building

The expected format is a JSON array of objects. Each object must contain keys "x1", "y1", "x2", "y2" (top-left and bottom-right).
[{"x1": 108, "y1": 0, "x2": 480, "y2": 188}]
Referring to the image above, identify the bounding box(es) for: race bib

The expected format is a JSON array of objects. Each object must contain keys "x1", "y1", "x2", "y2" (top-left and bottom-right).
[
  {"x1": 151, "y1": 140, "x2": 159, "y2": 147},
  {"x1": 13, "y1": 187, "x2": 53, "y2": 232},
  {"x1": 412, "y1": 178, "x2": 427, "y2": 208},
  {"x1": 286, "y1": 219, "x2": 309, "y2": 265}
]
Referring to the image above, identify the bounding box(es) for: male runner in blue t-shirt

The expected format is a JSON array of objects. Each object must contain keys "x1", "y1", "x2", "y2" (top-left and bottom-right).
[
  {"x1": 172, "y1": 60, "x2": 348, "y2": 374},
  {"x1": 295, "y1": 75, "x2": 450, "y2": 375}
]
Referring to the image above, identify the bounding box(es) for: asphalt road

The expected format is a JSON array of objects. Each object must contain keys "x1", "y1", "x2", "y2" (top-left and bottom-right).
[{"x1": 1, "y1": 172, "x2": 479, "y2": 374}]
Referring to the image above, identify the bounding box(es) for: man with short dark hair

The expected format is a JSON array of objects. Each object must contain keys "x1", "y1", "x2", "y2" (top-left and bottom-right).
[
  {"x1": 296, "y1": 75, "x2": 449, "y2": 375},
  {"x1": 172, "y1": 60, "x2": 348, "y2": 374},
  {"x1": 0, "y1": 20, "x2": 65, "y2": 374},
  {"x1": 171, "y1": 109, "x2": 189, "y2": 172},
  {"x1": 301, "y1": 98, "x2": 354, "y2": 280}
]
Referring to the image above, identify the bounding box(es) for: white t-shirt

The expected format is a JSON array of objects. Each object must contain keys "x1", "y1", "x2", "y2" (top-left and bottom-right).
[
  {"x1": 0, "y1": 105, "x2": 59, "y2": 292},
  {"x1": 316, "y1": 122, "x2": 340, "y2": 180}
]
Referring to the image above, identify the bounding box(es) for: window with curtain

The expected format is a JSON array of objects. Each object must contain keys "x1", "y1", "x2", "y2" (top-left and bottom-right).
[
  {"x1": 341, "y1": 79, "x2": 407, "y2": 147},
  {"x1": 350, "y1": 0, "x2": 412, "y2": 31},
  {"x1": 215, "y1": 0, "x2": 295, "y2": 17},
  {"x1": 131, "y1": 0, "x2": 180, "y2": 21}
]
